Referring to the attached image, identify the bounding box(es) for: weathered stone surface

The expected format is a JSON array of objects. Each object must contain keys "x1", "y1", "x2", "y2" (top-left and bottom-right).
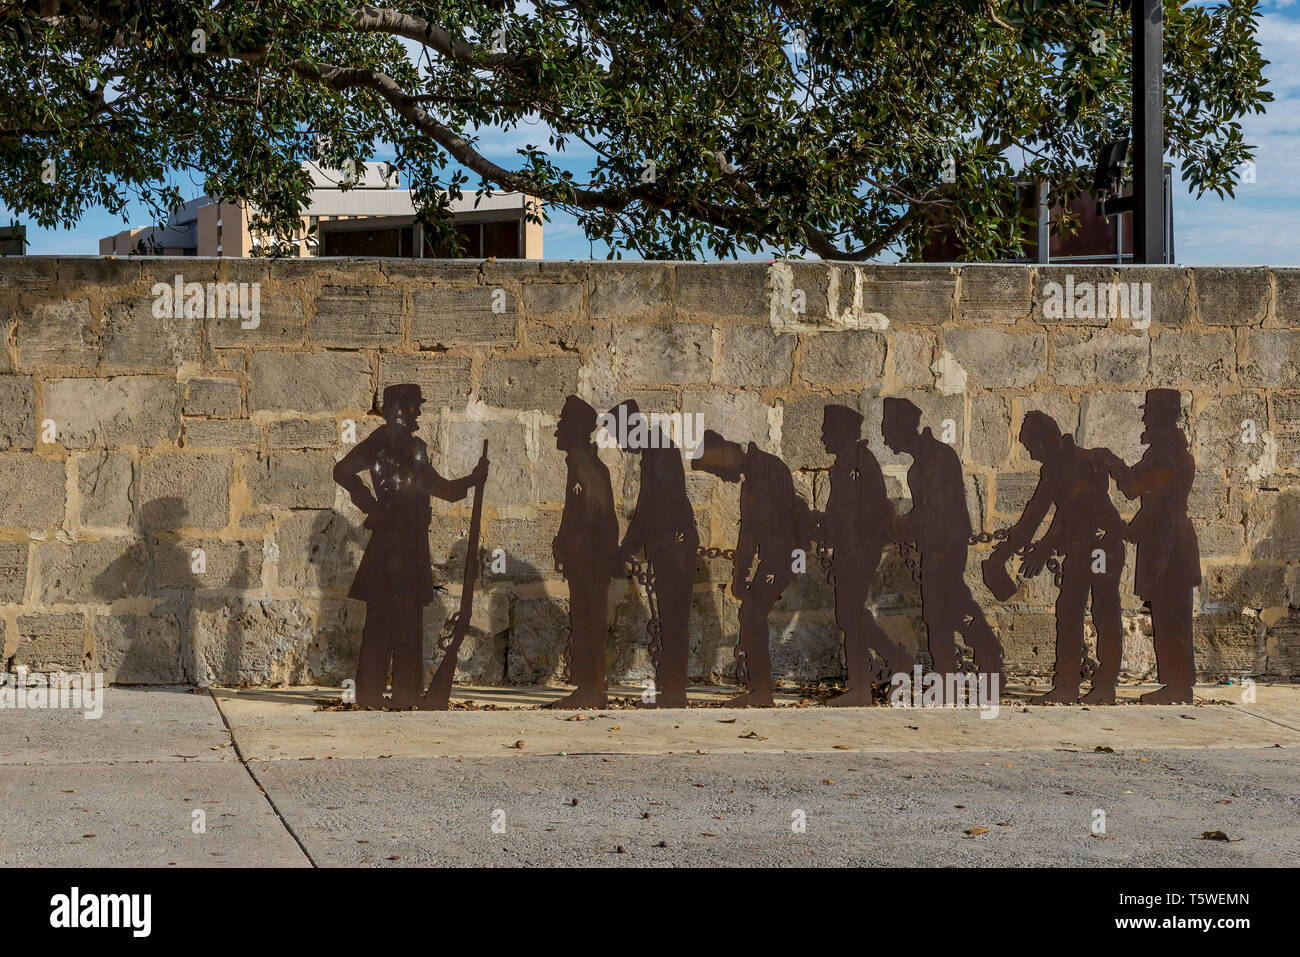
[
  {"x1": 184, "y1": 377, "x2": 242, "y2": 418},
  {"x1": 377, "y1": 354, "x2": 471, "y2": 410},
  {"x1": 1193, "y1": 392, "x2": 1268, "y2": 472},
  {"x1": 1053, "y1": 330, "x2": 1148, "y2": 385},
  {"x1": 76, "y1": 451, "x2": 134, "y2": 528},
  {"x1": 481, "y1": 514, "x2": 562, "y2": 581},
  {"x1": 0, "y1": 375, "x2": 35, "y2": 449},
  {"x1": 1240, "y1": 330, "x2": 1300, "y2": 387},
  {"x1": 248, "y1": 351, "x2": 372, "y2": 413},
  {"x1": 444, "y1": 418, "x2": 531, "y2": 508},
  {"x1": 42, "y1": 376, "x2": 180, "y2": 449},
  {"x1": 522, "y1": 281, "x2": 584, "y2": 320},
  {"x1": 38, "y1": 538, "x2": 150, "y2": 603},
  {"x1": 481, "y1": 356, "x2": 581, "y2": 410},
  {"x1": 139, "y1": 453, "x2": 233, "y2": 530},
  {"x1": 17, "y1": 299, "x2": 97, "y2": 368},
  {"x1": 1195, "y1": 267, "x2": 1270, "y2": 326},
  {"x1": 101, "y1": 296, "x2": 201, "y2": 371},
  {"x1": 311, "y1": 285, "x2": 403, "y2": 347},
  {"x1": 889, "y1": 331, "x2": 937, "y2": 388},
  {"x1": 676, "y1": 263, "x2": 768, "y2": 320},
  {"x1": 182, "y1": 419, "x2": 261, "y2": 449},
  {"x1": 613, "y1": 324, "x2": 712, "y2": 384},
  {"x1": 970, "y1": 392, "x2": 1011, "y2": 467},
  {"x1": 187, "y1": 597, "x2": 315, "y2": 686},
  {"x1": 778, "y1": 394, "x2": 841, "y2": 471},
  {"x1": 862, "y1": 390, "x2": 963, "y2": 470},
  {"x1": 1202, "y1": 564, "x2": 1287, "y2": 609},
  {"x1": 412, "y1": 286, "x2": 517, "y2": 345},
  {"x1": 589, "y1": 264, "x2": 671, "y2": 321},
  {"x1": 10, "y1": 614, "x2": 87, "y2": 672},
  {"x1": 0, "y1": 542, "x2": 28, "y2": 602},
  {"x1": 959, "y1": 266, "x2": 1032, "y2": 323},
  {"x1": 0, "y1": 455, "x2": 66, "y2": 529},
  {"x1": 943, "y1": 329, "x2": 1045, "y2": 388},
  {"x1": 1032, "y1": 267, "x2": 1117, "y2": 326},
  {"x1": 721, "y1": 326, "x2": 795, "y2": 386},
  {"x1": 1245, "y1": 489, "x2": 1300, "y2": 562},
  {"x1": 858, "y1": 265, "x2": 956, "y2": 325},
  {"x1": 1077, "y1": 391, "x2": 1147, "y2": 462},
  {"x1": 681, "y1": 390, "x2": 772, "y2": 449},
  {"x1": 1150, "y1": 330, "x2": 1235, "y2": 385},
  {"x1": 801, "y1": 331, "x2": 887, "y2": 384},
  {"x1": 154, "y1": 537, "x2": 263, "y2": 590},
  {"x1": 93, "y1": 612, "x2": 184, "y2": 684},
  {"x1": 508, "y1": 597, "x2": 569, "y2": 684},
  {"x1": 274, "y1": 509, "x2": 367, "y2": 593},
  {"x1": 246, "y1": 450, "x2": 337, "y2": 509},
  {"x1": 207, "y1": 293, "x2": 306, "y2": 348},
  {"x1": 1276, "y1": 268, "x2": 1300, "y2": 328},
  {"x1": 267, "y1": 419, "x2": 336, "y2": 449}
]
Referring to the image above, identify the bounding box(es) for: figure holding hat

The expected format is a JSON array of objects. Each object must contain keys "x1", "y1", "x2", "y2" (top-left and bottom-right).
[
  {"x1": 334, "y1": 383, "x2": 488, "y2": 708},
  {"x1": 816, "y1": 404, "x2": 915, "y2": 706},
  {"x1": 550, "y1": 395, "x2": 620, "y2": 709},
  {"x1": 881, "y1": 396, "x2": 1004, "y2": 693},
  {"x1": 693, "y1": 430, "x2": 810, "y2": 707},
  {"x1": 1101, "y1": 389, "x2": 1200, "y2": 704},
  {"x1": 608, "y1": 399, "x2": 697, "y2": 708}
]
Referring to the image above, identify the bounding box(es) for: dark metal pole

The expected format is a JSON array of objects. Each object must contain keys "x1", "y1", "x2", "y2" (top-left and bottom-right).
[{"x1": 1132, "y1": 0, "x2": 1166, "y2": 263}]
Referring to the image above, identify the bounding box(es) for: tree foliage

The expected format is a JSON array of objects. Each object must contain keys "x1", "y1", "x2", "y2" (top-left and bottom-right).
[{"x1": 1, "y1": 0, "x2": 1273, "y2": 259}]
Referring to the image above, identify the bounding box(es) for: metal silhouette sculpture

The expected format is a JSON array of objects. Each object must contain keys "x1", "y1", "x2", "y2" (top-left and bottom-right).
[
  {"x1": 550, "y1": 396, "x2": 620, "y2": 709},
  {"x1": 692, "y1": 430, "x2": 810, "y2": 707},
  {"x1": 881, "y1": 397, "x2": 1004, "y2": 695},
  {"x1": 608, "y1": 399, "x2": 697, "y2": 708},
  {"x1": 334, "y1": 384, "x2": 488, "y2": 709},
  {"x1": 1102, "y1": 389, "x2": 1200, "y2": 704},
  {"x1": 990, "y1": 412, "x2": 1127, "y2": 704},
  {"x1": 815, "y1": 405, "x2": 915, "y2": 705}
]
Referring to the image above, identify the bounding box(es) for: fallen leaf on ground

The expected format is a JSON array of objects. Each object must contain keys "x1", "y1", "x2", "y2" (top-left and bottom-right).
[{"x1": 965, "y1": 827, "x2": 989, "y2": 836}]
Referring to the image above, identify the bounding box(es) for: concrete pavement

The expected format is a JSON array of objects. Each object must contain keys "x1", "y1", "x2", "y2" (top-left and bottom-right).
[{"x1": 2, "y1": 682, "x2": 1296, "y2": 867}]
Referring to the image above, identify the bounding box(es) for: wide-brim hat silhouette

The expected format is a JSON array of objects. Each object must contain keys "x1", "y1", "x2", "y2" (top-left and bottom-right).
[
  {"x1": 1142, "y1": 388, "x2": 1181, "y2": 424},
  {"x1": 382, "y1": 383, "x2": 425, "y2": 417},
  {"x1": 560, "y1": 394, "x2": 598, "y2": 432}
]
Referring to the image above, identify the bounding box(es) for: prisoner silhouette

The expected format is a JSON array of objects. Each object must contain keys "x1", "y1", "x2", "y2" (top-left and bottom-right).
[
  {"x1": 333, "y1": 383, "x2": 487, "y2": 709},
  {"x1": 994, "y1": 412, "x2": 1127, "y2": 704},
  {"x1": 1102, "y1": 389, "x2": 1200, "y2": 704},
  {"x1": 692, "y1": 430, "x2": 809, "y2": 707},
  {"x1": 816, "y1": 405, "x2": 915, "y2": 706},
  {"x1": 608, "y1": 399, "x2": 697, "y2": 709},
  {"x1": 882, "y1": 396, "x2": 1004, "y2": 692},
  {"x1": 550, "y1": 396, "x2": 620, "y2": 709}
]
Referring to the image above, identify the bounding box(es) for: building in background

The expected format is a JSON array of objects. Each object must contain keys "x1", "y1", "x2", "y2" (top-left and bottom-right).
[{"x1": 99, "y1": 162, "x2": 542, "y2": 258}]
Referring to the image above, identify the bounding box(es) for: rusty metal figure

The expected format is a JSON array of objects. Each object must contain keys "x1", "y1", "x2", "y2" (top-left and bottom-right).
[
  {"x1": 549, "y1": 396, "x2": 620, "y2": 709},
  {"x1": 608, "y1": 400, "x2": 697, "y2": 708},
  {"x1": 333, "y1": 383, "x2": 488, "y2": 709},
  {"x1": 816, "y1": 405, "x2": 915, "y2": 705},
  {"x1": 1101, "y1": 389, "x2": 1200, "y2": 704},
  {"x1": 692, "y1": 430, "x2": 810, "y2": 707},
  {"x1": 882, "y1": 397, "x2": 1004, "y2": 694},
  {"x1": 991, "y1": 412, "x2": 1127, "y2": 704}
]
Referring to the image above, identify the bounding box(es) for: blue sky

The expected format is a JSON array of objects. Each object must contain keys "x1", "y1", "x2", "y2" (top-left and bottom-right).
[{"x1": 14, "y1": 1, "x2": 1300, "y2": 265}]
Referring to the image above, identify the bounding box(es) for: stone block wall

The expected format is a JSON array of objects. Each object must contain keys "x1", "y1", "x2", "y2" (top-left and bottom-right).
[{"x1": 0, "y1": 257, "x2": 1296, "y2": 686}]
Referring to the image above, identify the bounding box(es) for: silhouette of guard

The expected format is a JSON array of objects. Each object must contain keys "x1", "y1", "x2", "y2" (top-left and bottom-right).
[
  {"x1": 609, "y1": 400, "x2": 697, "y2": 709},
  {"x1": 993, "y1": 412, "x2": 1127, "y2": 704},
  {"x1": 692, "y1": 430, "x2": 809, "y2": 707},
  {"x1": 816, "y1": 405, "x2": 915, "y2": 705},
  {"x1": 551, "y1": 396, "x2": 620, "y2": 709},
  {"x1": 334, "y1": 384, "x2": 487, "y2": 709},
  {"x1": 1103, "y1": 389, "x2": 1200, "y2": 705},
  {"x1": 881, "y1": 396, "x2": 1003, "y2": 689}
]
